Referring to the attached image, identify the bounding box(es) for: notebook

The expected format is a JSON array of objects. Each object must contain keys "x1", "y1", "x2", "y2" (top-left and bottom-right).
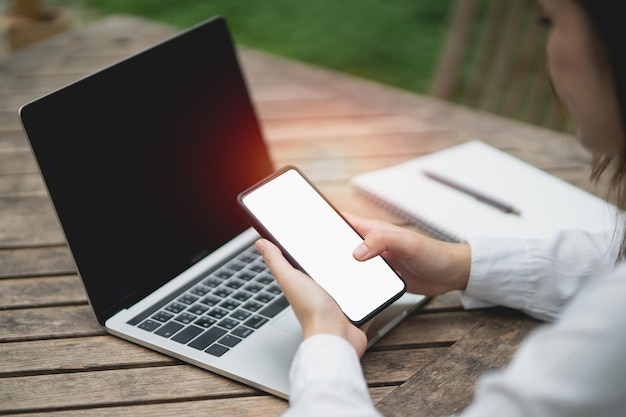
[
  {"x1": 351, "y1": 141, "x2": 620, "y2": 242},
  {"x1": 18, "y1": 16, "x2": 425, "y2": 399}
]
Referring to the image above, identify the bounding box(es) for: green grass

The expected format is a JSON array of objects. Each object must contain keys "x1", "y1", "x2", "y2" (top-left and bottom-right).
[{"x1": 81, "y1": 0, "x2": 454, "y2": 93}]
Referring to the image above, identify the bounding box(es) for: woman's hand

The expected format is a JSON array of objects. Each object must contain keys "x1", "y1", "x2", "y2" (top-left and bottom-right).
[
  {"x1": 346, "y1": 215, "x2": 471, "y2": 296},
  {"x1": 255, "y1": 238, "x2": 368, "y2": 357},
  {"x1": 255, "y1": 214, "x2": 470, "y2": 355},
  {"x1": 347, "y1": 214, "x2": 471, "y2": 297}
]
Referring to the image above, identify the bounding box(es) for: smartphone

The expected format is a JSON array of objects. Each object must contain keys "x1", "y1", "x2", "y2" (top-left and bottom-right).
[{"x1": 237, "y1": 166, "x2": 406, "y2": 325}]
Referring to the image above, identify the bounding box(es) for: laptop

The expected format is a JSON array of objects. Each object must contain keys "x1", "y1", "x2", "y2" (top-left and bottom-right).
[{"x1": 18, "y1": 16, "x2": 426, "y2": 398}]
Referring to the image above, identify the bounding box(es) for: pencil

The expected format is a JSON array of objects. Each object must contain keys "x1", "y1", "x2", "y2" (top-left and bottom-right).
[{"x1": 422, "y1": 170, "x2": 522, "y2": 216}]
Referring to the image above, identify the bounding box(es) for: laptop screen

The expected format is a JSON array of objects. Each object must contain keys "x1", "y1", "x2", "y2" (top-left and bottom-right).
[{"x1": 19, "y1": 17, "x2": 274, "y2": 325}]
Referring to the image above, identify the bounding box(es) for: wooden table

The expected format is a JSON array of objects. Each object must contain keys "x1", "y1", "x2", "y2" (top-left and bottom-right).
[{"x1": 0, "y1": 15, "x2": 600, "y2": 416}]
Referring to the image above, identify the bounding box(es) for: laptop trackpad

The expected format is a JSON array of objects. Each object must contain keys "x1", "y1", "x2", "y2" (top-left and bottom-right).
[{"x1": 271, "y1": 311, "x2": 303, "y2": 337}]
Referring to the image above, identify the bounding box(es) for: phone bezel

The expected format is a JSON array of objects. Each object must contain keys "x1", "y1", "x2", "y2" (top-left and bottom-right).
[{"x1": 237, "y1": 165, "x2": 406, "y2": 326}]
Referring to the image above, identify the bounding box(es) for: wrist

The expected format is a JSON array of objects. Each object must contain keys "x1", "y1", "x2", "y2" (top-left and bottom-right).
[
  {"x1": 302, "y1": 316, "x2": 347, "y2": 340},
  {"x1": 301, "y1": 314, "x2": 368, "y2": 357},
  {"x1": 447, "y1": 242, "x2": 471, "y2": 292}
]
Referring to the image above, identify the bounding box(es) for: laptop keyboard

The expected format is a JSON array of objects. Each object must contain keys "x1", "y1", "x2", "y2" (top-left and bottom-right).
[{"x1": 132, "y1": 245, "x2": 289, "y2": 357}]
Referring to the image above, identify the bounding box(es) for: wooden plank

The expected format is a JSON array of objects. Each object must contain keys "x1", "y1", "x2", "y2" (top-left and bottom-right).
[
  {"x1": 0, "y1": 196, "x2": 64, "y2": 248},
  {"x1": 0, "y1": 92, "x2": 44, "y2": 113},
  {"x1": 0, "y1": 173, "x2": 45, "y2": 197},
  {"x1": 362, "y1": 348, "x2": 445, "y2": 385},
  {"x1": 269, "y1": 130, "x2": 588, "y2": 179},
  {"x1": 272, "y1": 141, "x2": 591, "y2": 192},
  {"x1": 0, "y1": 131, "x2": 28, "y2": 150},
  {"x1": 262, "y1": 114, "x2": 440, "y2": 141},
  {"x1": 0, "y1": 252, "x2": 469, "y2": 343},
  {"x1": 0, "y1": 74, "x2": 88, "y2": 96},
  {"x1": 239, "y1": 48, "x2": 296, "y2": 84},
  {"x1": 0, "y1": 346, "x2": 444, "y2": 414},
  {"x1": 14, "y1": 53, "x2": 132, "y2": 76},
  {"x1": 369, "y1": 386, "x2": 396, "y2": 406},
  {"x1": 0, "y1": 336, "x2": 175, "y2": 376},
  {"x1": 270, "y1": 154, "x2": 418, "y2": 183},
  {"x1": 268, "y1": 130, "x2": 465, "y2": 161},
  {"x1": 5, "y1": 397, "x2": 288, "y2": 417},
  {"x1": 0, "y1": 111, "x2": 22, "y2": 129},
  {"x1": 423, "y1": 291, "x2": 464, "y2": 310},
  {"x1": 274, "y1": 153, "x2": 442, "y2": 185},
  {"x1": 0, "y1": 149, "x2": 38, "y2": 174},
  {"x1": 0, "y1": 365, "x2": 259, "y2": 413},
  {"x1": 0, "y1": 305, "x2": 104, "y2": 342},
  {"x1": 241, "y1": 48, "x2": 441, "y2": 118},
  {"x1": 372, "y1": 310, "x2": 486, "y2": 348},
  {"x1": 0, "y1": 16, "x2": 175, "y2": 79},
  {"x1": 250, "y1": 81, "x2": 334, "y2": 102},
  {"x1": 0, "y1": 299, "x2": 475, "y2": 348},
  {"x1": 245, "y1": 45, "x2": 580, "y2": 153},
  {"x1": 7, "y1": 397, "x2": 288, "y2": 417},
  {"x1": 0, "y1": 275, "x2": 86, "y2": 309},
  {"x1": 377, "y1": 308, "x2": 539, "y2": 416},
  {"x1": 0, "y1": 246, "x2": 75, "y2": 278},
  {"x1": 254, "y1": 97, "x2": 385, "y2": 120},
  {"x1": 0, "y1": 319, "x2": 450, "y2": 382}
]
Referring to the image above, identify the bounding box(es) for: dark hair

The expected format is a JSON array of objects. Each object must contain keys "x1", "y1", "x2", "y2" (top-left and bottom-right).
[{"x1": 575, "y1": 0, "x2": 626, "y2": 261}]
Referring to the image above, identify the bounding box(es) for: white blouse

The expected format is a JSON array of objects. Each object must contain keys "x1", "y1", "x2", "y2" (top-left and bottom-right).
[{"x1": 281, "y1": 230, "x2": 626, "y2": 417}]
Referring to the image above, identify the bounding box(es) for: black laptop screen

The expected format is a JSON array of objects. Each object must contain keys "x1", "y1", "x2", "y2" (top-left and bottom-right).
[{"x1": 19, "y1": 17, "x2": 274, "y2": 325}]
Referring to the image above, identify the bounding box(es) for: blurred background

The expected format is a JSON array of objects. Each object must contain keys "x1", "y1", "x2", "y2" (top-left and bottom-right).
[
  {"x1": 0, "y1": 0, "x2": 565, "y2": 131},
  {"x1": 0, "y1": 0, "x2": 453, "y2": 93}
]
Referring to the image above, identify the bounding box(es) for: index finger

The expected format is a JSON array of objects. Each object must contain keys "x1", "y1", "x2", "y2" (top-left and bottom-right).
[
  {"x1": 254, "y1": 238, "x2": 332, "y2": 307},
  {"x1": 343, "y1": 212, "x2": 404, "y2": 237}
]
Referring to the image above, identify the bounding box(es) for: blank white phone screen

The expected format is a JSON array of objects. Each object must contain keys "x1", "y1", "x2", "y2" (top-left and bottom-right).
[{"x1": 241, "y1": 168, "x2": 405, "y2": 323}]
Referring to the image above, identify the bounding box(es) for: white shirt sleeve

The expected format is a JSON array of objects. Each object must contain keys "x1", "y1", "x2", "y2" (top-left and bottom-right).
[
  {"x1": 462, "y1": 229, "x2": 617, "y2": 321},
  {"x1": 282, "y1": 334, "x2": 382, "y2": 417},
  {"x1": 284, "y1": 269, "x2": 626, "y2": 417},
  {"x1": 283, "y1": 230, "x2": 626, "y2": 416}
]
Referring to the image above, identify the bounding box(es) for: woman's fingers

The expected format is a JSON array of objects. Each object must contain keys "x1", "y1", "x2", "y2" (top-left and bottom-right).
[
  {"x1": 344, "y1": 212, "x2": 403, "y2": 236},
  {"x1": 255, "y1": 238, "x2": 368, "y2": 355},
  {"x1": 353, "y1": 228, "x2": 421, "y2": 261},
  {"x1": 254, "y1": 239, "x2": 314, "y2": 304}
]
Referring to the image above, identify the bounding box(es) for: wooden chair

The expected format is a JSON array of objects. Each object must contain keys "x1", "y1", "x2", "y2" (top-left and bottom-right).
[{"x1": 431, "y1": 0, "x2": 569, "y2": 131}]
